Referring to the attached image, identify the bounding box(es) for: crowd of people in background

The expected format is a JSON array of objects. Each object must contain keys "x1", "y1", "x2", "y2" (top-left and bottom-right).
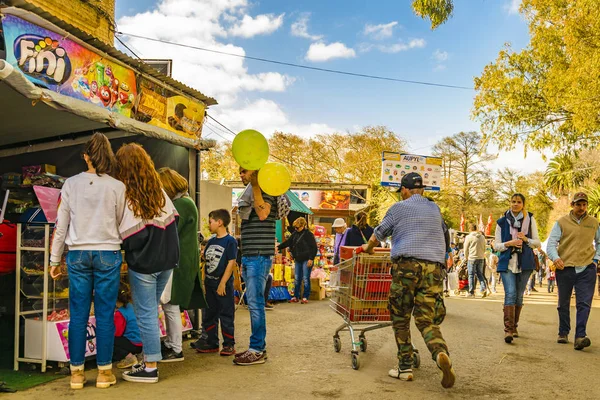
[{"x1": 46, "y1": 132, "x2": 600, "y2": 392}]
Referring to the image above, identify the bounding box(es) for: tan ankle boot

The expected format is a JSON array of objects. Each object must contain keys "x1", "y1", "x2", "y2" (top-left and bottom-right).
[
  {"x1": 70, "y1": 365, "x2": 86, "y2": 389},
  {"x1": 96, "y1": 365, "x2": 117, "y2": 389}
]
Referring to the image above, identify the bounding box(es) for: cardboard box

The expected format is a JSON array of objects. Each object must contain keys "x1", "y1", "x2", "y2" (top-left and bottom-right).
[{"x1": 309, "y1": 278, "x2": 326, "y2": 300}]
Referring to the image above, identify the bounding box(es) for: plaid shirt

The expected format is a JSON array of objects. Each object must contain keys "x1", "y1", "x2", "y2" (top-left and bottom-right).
[{"x1": 373, "y1": 194, "x2": 446, "y2": 265}]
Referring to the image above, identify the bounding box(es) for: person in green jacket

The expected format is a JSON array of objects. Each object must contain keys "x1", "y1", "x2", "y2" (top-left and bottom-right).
[{"x1": 158, "y1": 167, "x2": 207, "y2": 362}]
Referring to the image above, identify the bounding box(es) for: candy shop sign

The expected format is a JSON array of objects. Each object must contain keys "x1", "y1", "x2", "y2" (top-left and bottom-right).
[{"x1": 1, "y1": 14, "x2": 137, "y2": 117}]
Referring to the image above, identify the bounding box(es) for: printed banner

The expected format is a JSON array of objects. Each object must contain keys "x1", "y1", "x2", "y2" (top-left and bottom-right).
[
  {"x1": 1, "y1": 15, "x2": 137, "y2": 117},
  {"x1": 134, "y1": 77, "x2": 205, "y2": 139},
  {"x1": 381, "y1": 152, "x2": 442, "y2": 191},
  {"x1": 55, "y1": 317, "x2": 97, "y2": 360}
]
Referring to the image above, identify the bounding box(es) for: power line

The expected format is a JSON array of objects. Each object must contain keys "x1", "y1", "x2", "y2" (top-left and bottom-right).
[
  {"x1": 116, "y1": 32, "x2": 474, "y2": 90},
  {"x1": 207, "y1": 114, "x2": 237, "y2": 135},
  {"x1": 115, "y1": 35, "x2": 142, "y2": 60}
]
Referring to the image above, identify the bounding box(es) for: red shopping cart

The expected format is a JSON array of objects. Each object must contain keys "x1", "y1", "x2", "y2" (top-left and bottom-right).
[{"x1": 330, "y1": 250, "x2": 420, "y2": 370}]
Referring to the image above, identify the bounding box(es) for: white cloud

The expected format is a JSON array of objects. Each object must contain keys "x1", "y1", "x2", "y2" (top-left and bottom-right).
[
  {"x1": 363, "y1": 21, "x2": 398, "y2": 40},
  {"x1": 117, "y1": 0, "x2": 293, "y2": 106},
  {"x1": 375, "y1": 38, "x2": 426, "y2": 54},
  {"x1": 504, "y1": 0, "x2": 521, "y2": 15},
  {"x1": 488, "y1": 146, "x2": 549, "y2": 173},
  {"x1": 212, "y1": 99, "x2": 337, "y2": 139},
  {"x1": 118, "y1": 0, "x2": 334, "y2": 144},
  {"x1": 306, "y1": 42, "x2": 356, "y2": 62},
  {"x1": 291, "y1": 13, "x2": 323, "y2": 41},
  {"x1": 433, "y1": 49, "x2": 449, "y2": 62},
  {"x1": 432, "y1": 49, "x2": 449, "y2": 71},
  {"x1": 229, "y1": 13, "x2": 284, "y2": 38}
]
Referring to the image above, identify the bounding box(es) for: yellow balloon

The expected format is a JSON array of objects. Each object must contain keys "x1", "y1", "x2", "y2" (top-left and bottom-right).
[
  {"x1": 232, "y1": 129, "x2": 269, "y2": 170},
  {"x1": 258, "y1": 162, "x2": 291, "y2": 196}
]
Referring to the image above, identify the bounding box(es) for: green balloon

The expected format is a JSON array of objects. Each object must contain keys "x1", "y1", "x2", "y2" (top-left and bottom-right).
[{"x1": 232, "y1": 129, "x2": 269, "y2": 170}]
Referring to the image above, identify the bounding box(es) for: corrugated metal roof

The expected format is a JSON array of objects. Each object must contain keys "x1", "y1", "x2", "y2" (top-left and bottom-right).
[
  {"x1": 1, "y1": 0, "x2": 218, "y2": 106},
  {"x1": 286, "y1": 190, "x2": 313, "y2": 215}
]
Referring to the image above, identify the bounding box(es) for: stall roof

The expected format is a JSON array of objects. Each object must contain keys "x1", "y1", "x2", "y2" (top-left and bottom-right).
[
  {"x1": 286, "y1": 190, "x2": 313, "y2": 215},
  {"x1": 0, "y1": 60, "x2": 216, "y2": 150},
  {"x1": 1, "y1": 1, "x2": 217, "y2": 106}
]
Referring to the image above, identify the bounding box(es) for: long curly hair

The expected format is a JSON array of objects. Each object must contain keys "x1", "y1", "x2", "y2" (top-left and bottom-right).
[{"x1": 115, "y1": 143, "x2": 165, "y2": 220}]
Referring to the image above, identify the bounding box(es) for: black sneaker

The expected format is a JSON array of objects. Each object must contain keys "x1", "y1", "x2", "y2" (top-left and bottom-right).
[
  {"x1": 160, "y1": 348, "x2": 184, "y2": 362},
  {"x1": 194, "y1": 339, "x2": 219, "y2": 353},
  {"x1": 122, "y1": 363, "x2": 159, "y2": 384}
]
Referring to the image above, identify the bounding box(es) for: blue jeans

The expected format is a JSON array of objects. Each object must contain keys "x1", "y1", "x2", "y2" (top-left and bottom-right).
[
  {"x1": 241, "y1": 255, "x2": 272, "y2": 353},
  {"x1": 468, "y1": 259, "x2": 487, "y2": 294},
  {"x1": 67, "y1": 250, "x2": 122, "y2": 367},
  {"x1": 500, "y1": 269, "x2": 531, "y2": 306},
  {"x1": 294, "y1": 260, "x2": 313, "y2": 300},
  {"x1": 556, "y1": 265, "x2": 597, "y2": 338},
  {"x1": 128, "y1": 269, "x2": 172, "y2": 362}
]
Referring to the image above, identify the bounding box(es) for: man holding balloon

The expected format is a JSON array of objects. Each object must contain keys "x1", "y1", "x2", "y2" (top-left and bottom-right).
[{"x1": 232, "y1": 130, "x2": 291, "y2": 366}]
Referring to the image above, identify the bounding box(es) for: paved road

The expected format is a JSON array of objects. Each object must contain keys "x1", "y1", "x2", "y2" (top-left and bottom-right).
[{"x1": 10, "y1": 286, "x2": 600, "y2": 400}]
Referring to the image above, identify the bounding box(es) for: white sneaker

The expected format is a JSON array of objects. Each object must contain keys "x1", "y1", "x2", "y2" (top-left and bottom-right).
[{"x1": 388, "y1": 366, "x2": 413, "y2": 381}]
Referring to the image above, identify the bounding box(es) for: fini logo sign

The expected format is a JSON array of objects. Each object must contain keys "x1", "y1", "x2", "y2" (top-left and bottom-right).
[{"x1": 14, "y1": 34, "x2": 72, "y2": 85}]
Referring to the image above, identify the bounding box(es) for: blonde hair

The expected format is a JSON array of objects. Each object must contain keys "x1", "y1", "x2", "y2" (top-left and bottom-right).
[
  {"x1": 293, "y1": 217, "x2": 307, "y2": 229},
  {"x1": 158, "y1": 167, "x2": 189, "y2": 199}
]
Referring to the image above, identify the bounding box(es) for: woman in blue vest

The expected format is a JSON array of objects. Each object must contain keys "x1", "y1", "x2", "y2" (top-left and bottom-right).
[{"x1": 493, "y1": 193, "x2": 541, "y2": 343}]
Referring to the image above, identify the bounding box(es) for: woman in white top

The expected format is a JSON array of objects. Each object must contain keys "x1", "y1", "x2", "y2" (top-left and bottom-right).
[
  {"x1": 493, "y1": 193, "x2": 541, "y2": 344},
  {"x1": 50, "y1": 133, "x2": 126, "y2": 390}
]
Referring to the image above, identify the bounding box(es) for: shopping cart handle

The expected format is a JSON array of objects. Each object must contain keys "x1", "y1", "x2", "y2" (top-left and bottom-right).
[{"x1": 355, "y1": 247, "x2": 364, "y2": 255}]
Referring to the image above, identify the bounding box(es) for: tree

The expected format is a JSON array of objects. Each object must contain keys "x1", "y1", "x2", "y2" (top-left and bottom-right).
[
  {"x1": 411, "y1": 0, "x2": 454, "y2": 29},
  {"x1": 544, "y1": 154, "x2": 588, "y2": 196},
  {"x1": 432, "y1": 131, "x2": 497, "y2": 223},
  {"x1": 473, "y1": 0, "x2": 600, "y2": 153},
  {"x1": 200, "y1": 141, "x2": 239, "y2": 181}
]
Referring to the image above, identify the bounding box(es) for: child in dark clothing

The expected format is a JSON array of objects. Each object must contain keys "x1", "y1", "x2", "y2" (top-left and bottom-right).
[
  {"x1": 194, "y1": 209, "x2": 237, "y2": 356},
  {"x1": 113, "y1": 283, "x2": 143, "y2": 368}
]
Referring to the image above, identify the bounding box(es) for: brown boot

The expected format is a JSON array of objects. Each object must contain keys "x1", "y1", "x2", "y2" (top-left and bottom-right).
[
  {"x1": 513, "y1": 305, "x2": 523, "y2": 337},
  {"x1": 96, "y1": 365, "x2": 117, "y2": 389},
  {"x1": 70, "y1": 365, "x2": 86, "y2": 390},
  {"x1": 503, "y1": 305, "x2": 515, "y2": 343}
]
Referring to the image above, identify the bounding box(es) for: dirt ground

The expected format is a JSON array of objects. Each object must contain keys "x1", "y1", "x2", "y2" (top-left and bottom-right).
[{"x1": 8, "y1": 287, "x2": 600, "y2": 400}]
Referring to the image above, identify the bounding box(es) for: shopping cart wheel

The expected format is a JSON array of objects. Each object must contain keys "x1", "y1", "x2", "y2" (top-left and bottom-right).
[
  {"x1": 412, "y1": 352, "x2": 421, "y2": 369},
  {"x1": 359, "y1": 336, "x2": 367, "y2": 352},
  {"x1": 351, "y1": 352, "x2": 360, "y2": 370},
  {"x1": 333, "y1": 336, "x2": 342, "y2": 353}
]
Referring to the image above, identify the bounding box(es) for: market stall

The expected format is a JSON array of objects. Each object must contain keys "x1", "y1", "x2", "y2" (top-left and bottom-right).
[{"x1": 0, "y1": 5, "x2": 217, "y2": 372}]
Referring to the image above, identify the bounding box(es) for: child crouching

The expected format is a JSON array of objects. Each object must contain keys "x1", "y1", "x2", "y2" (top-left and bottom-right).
[{"x1": 113, "y1": 283, "x2": 143, "y2": 368}]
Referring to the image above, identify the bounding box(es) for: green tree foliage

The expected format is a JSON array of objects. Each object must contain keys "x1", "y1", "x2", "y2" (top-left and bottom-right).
[
  {"x1": 411, "y1": 0, "x2": 454, "y2": 29},
  {"x1": 473, "y1": 0, "x2": 600, "y2": 152}
]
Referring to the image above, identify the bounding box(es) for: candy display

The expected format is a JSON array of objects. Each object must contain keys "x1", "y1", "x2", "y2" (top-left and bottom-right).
[{"x1": 47, "y1": 309, "x2": 69, "y2": 321}]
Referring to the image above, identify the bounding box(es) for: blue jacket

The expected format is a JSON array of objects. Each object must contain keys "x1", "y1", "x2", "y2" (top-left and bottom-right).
[
  {"x1": 497, "y1": 212, "x2": 535, "y2": 273},
  {"x1": 344, "y1": 225, "x2": 374, "y2": 247}
]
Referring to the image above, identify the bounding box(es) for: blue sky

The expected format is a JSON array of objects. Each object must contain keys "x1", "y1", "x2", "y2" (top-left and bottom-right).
[{"x1": 115, "y1": 0, "x2": 544, "y2": 171}]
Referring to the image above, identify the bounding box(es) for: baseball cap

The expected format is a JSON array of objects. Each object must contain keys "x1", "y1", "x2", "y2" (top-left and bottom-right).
[
  {"x1": 332, "y1": 218, "x2": 346, "y2": 228},
  {"x1": 572, "y1": 192, "x2": 588, "y2": 204},
  {"x1": 399, "y1": 172, "x2": 425, "y2": 190}
]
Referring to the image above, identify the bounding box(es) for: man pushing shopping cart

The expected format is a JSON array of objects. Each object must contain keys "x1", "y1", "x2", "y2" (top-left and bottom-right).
[{"x1": 360, "y1": 173, "x2": 456, "y2": 389}]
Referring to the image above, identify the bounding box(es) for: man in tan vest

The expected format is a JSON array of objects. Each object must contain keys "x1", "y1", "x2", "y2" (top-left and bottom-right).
[{"x1": 547, "y1": 192, "x2": 600, "y2": 350}]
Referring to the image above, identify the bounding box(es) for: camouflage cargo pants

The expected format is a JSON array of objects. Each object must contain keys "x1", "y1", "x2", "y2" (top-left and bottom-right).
[{"x1": 389, "y1": 258, "x2": 449, "y2": 369}]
